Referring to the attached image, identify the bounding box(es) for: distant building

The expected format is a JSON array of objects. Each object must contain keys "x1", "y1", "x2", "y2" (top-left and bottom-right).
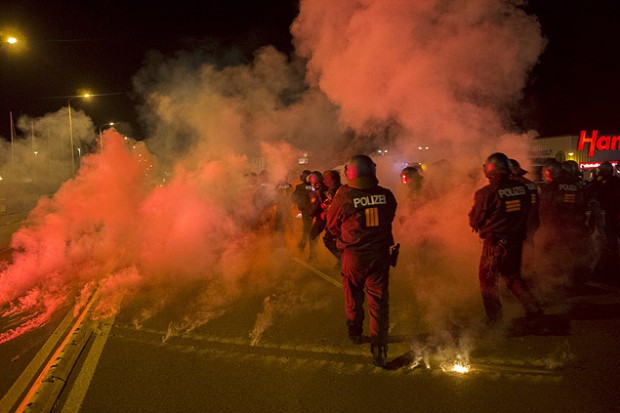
[{"x1": 530, "y1": 131, "x2": 620, "y2": 181}]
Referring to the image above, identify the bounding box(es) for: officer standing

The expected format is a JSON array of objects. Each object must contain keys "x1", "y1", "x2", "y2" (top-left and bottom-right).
[
  {"x1": 291, "y1": 170, "x2": 312, "y2": 251},
  {"x1": 508, "y1": 158, "x2": 541, "y2": 293},
  {"x1": 588, "y1": 162, "x2": 620, "y2": 280},
  {"x1": 322, "y1": 170, "x2": 343, "y2": 263},
  {"x1": 469, "y1": 152, "x2": 543, "y2": 326},
  {"x1": 508, "y1": 159, "x2": 540, "y2": 237},
  {"x1": 539, "y1": 159, "x2": 588, "y2": 287},
  {"x1": 308, "y1": 171, "x2": 328, "y2": 260},
  {"x1": 327, "y1": 155, "x2": 397, "y2": 367},
  {"x1": 400, "y1": 165, "x2": 424, "y2": 202}
]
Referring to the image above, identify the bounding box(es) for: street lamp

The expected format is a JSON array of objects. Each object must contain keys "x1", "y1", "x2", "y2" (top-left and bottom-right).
[
  {"x1": 68, "y1": 93, "x2": 91, "y2": 173},
  {"x1": 0, "y1": 32, "x2": 16, "y2": 45},
  {"x1": 98, "y1": 122, "x2": 115, "y2": 148},
  {"x1": 0, "y1": 31, "x2": 18, "y2": 49}
]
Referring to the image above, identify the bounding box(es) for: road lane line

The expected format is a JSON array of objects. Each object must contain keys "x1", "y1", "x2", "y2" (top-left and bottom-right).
[
  {"x1": 13, "y1": 291, "x2": 99, "y2": 412},
  {"x1": 0, "y1": 307, "x2": 75, "y2": 413},
  {"x1": 62, "y1": 313, "x2": 117, "y2": 412},
  {"x1": 111, "y1": 325, "x2": 563, "y2": 379},
  {"x1": 291, "y1": 257, "x2": 342, "y2": 288}
]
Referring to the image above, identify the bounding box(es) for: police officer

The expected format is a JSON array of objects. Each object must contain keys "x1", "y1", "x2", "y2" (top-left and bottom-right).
[
  {"x1": 291, "y1": 170, "x2": 312, "y2": 251},
  {"x1": 274, "y1": 178, "x2": 293, "y2": 233},
  {"x1": 508, "y1": 159, "x2": 540, "y2": 237},
  {"x1": 539, "y1": 159, "x2": 588, "y2": 286},
  {"x1": 322, "y1": 170, "x2": 343, "y2": 262},
  {"x1": 326, "y1": 155, "x2": 397, "y2": 367},
  {"x1": 308, "y1": 171, "x2": 328, "y2": 260},
  {"x1": 588, "y1": 162, "x2": 620, "y2": 280},
  {"x1": 469, "y1": 152, "x2": 543, "y2": 326},
  {"x1": 400, "y1": 165, "x2": 424, "y2": 202},
  {"x1": 508, "y1": 159, "x2": 540, "y2": 292}
]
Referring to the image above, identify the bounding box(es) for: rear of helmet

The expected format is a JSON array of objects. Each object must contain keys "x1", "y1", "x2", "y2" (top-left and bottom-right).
[{"x1": 483, "y1": 152, "x2": 510, "y2": 178}]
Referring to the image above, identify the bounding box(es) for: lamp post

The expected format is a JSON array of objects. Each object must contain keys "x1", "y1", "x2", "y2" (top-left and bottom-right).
[
  {"x1": 98, "y1": 122, "x2": 115, "y2": 148},
  {"x1": 67, "y1": 93, "x2": 91, "y2": 173}
]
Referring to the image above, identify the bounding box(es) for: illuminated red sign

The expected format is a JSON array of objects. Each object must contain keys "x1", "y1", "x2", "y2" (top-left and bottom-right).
[{"x1": 578, "y1": 130, "x2": 620, "y2": 156}]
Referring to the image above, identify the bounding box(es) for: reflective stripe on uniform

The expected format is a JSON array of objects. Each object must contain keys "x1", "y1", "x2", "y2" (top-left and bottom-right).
[
  {"x1": 505, "y1": 199, "x2": 521, "y2": 212},
  {"x1": 365, "y1": 207, "x2": 379, "y2": 227}
]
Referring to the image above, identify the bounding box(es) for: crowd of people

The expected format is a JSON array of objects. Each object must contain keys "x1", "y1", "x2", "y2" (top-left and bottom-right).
[
  {"x1": 469, "y1": 153, "x2": 620, "y2": 328},
  {"x1": 245, "y1": 152, "x2": 619, "y2": 368}
]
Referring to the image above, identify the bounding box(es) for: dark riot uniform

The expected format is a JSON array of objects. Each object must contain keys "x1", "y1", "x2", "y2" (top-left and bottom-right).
[
  {"x1": 539, "y1": 178, "x2": 587, "y2": 236},
  {"x1": 292, "y1": 175, "x2": 312, "y2": 250},
  {"x1": 587, "y1": 173, "x2": 620, "y2": 278},
  {"x1": 321, "y1": 172, "x2": 343, "y2": 261},
  {"x1": 469, "y1": 175, "x2": 542, "y2": 324},
  {"x1": 517, "y1": 176, "x2": 540, "y2": 236},
  {"x1": 539, "y1": 175, "x2": 588, "y2": 284},
  {"x1": 327, "y1": 183, "x2": 397, "y2": 346}
]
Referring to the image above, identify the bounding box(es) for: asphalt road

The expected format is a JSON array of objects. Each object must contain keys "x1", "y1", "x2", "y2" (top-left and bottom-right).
[{"x1": 2, "y1": 255, "x2": 619, "y2": 413}]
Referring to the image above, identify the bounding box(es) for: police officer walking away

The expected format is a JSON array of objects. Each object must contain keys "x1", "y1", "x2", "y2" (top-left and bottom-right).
[
  {"x1": 539, "y1": 159, "x2": 588, "y2": 288},
  {"x1": 327, "y1": 155, "x2": 397, "y2": 367},
  {"x1": 588, "y1": 162, "x2": 620, "y2": 280},
  {"x1": 322, "y1": 170, "x2": 343, "y2": 264},
  {"x1": 292, "y1": 170, "x2": 312, "y2": 251},
  {"x1": 469, "y1": 152, "x2": 543, "y2": 327}
]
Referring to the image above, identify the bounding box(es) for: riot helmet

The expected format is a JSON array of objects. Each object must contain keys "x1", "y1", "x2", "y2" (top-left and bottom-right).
[
  {"x1": 542, "y1": 160, "x2": 563, "y2": 182},
  {"x1": 345, "y1": 155, "x2": 376, "y2": 181},
  {"x1": 400, "y1": 166, "x2": 421, "y2": 184},
  {"x1": 308, "y1": 171, "x2": 324, "y2": 189},
  {"x1": 508, "y1": 158, "x2": 527, "y2": 176},
  {"x1": 483, "y1": 152, "x2": 510, "y2": 178},
  {"x1": 323, "y1": 170, "x2": 341, "y2": 188},
  {"x1": 598, "y1": 161, "x2": 614, "y2": 177},
  {"x1": 561, "y1": 160, "x2": 581, "y2": 180},
  {"x1": 300, "y1": 169, "x2": 311, "y2": 183}
]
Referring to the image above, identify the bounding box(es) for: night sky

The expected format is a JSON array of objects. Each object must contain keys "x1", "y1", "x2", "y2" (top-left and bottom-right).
[{"x1": 0, "y1": 0, "x2": 619, "y2": 140}]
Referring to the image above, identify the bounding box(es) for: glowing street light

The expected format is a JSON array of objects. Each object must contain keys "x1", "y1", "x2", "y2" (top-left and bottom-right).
[
  {"x1": 0, "y1": 30, "x2": 18, "y2": 47},
  {"x1": 68, "y1": 93, "x2": 92, "y2": 173},
  {"x1": 98, "y1": 122, "x2": 115, "y2": 147}
]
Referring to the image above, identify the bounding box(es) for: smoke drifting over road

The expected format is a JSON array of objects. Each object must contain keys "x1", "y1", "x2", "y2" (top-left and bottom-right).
[
  {"x1": 293, "y1": 0, "x2": 546, "y2": 342},
  {"x1": 1, "y1": 0, "x2": 547, "y2": 349}
]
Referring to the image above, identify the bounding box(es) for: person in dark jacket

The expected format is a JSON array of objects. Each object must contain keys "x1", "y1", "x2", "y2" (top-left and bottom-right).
[
  {"x1": 322, "y1": 170, "x2": 343, "y2": 263},
  {"x1": 469, "y1": 152, "x2": 543, "y2": 326},
  {"x1": 539, "y1": 159, "x2": 588, "y2": 287},
  {"x1": 508, "y1": 158, "x2": 541, "y2": 295},
  {"x1": 291, "y1": 170, "x2": 312, "y2": 251},
  {"x1": 327, "y1": 155, "x2": 397, "y2": 367},
  {"x1": 588, "y1": 162, "x2": 620, "y2": 280},
  {"x1": 308, "y1": 171, "x2": 328, "y2": 260}
]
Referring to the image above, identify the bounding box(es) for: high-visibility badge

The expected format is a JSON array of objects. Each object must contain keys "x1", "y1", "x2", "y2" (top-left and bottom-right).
[
  {"x1": 564, "y1": 193, "x2": 575, "y2": 203},
  {"x1": 505, "y1": 199, "x2": 521, "y2": 212},
  {"x1": 365, "y1": 207, "x2": 380, "y2": 227}
]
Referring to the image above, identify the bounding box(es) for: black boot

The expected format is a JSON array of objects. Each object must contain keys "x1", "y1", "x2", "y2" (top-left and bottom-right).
[{"x1": 371, "y1": 343, "x2": 387, "y2": 367}]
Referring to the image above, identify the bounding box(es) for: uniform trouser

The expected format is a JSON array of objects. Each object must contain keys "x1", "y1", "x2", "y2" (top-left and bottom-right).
[
  {"x1": 308, "y1": 218, "x2": 326, "y2": 258},
  {"x1": 479, "y1": 238, "x2": 541, "y2": 324},
  {"x1": 342, "y1": 249, "x2": 390, "y2": 345},
  {"x1": 298, "y1": 213, "x2": 312, "y2": 247}
]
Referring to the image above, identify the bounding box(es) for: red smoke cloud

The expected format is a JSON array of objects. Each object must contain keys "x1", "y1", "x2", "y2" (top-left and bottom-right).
[{"x1": 292, "y1": 0, "x2": 545, "y2": 154}]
